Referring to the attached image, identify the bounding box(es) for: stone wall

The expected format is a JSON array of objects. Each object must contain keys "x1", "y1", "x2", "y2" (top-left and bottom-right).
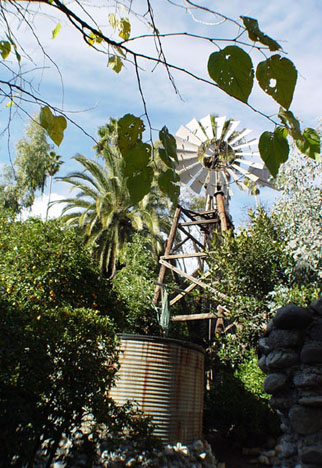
[{"x1": 259, "y1": 298, "x2": 322, "y2": 468}]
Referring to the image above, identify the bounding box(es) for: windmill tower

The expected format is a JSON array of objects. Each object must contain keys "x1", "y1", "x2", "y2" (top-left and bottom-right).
[{"x1": 153, "y1": 114, "x2": 272, "y2": 327}]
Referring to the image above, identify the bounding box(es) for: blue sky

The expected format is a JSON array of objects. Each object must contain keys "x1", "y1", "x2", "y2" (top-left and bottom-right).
[{"x1": 0, "y1": 0, "x2": 321, "y2": 224}]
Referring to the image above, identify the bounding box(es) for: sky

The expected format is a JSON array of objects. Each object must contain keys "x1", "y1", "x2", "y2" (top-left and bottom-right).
[{"x1": 0, "y1": 0, "x2": 321, "y2": 225}]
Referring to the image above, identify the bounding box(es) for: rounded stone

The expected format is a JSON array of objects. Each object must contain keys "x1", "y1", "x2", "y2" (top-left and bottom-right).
[
  {"x1": 301, "y1": 343, "x2": 322, "y2": 364},
  {"x1": 263, "y1": 373, "x2": 288, "y2": 394},
  {"x1": 293, "y1": 368, "x2": 322, "y2": 388},
  {"x1": 266, "y1": 349, "x2": 299, "y2": 369},
  {"x1": 267, "y1": 329, "x2": 303, "y2": 348},
  {"x1": 307, "y1": 319, "x2": 322, "y2": 341},
  {"x1": 289, "y1": 406, "x2": 322, "y2": 434},
  {"x1": 310, "y1": 298, "x2": 322, "y2": 316},
  {"x1": 258, "y1": 355, "x2": 268, "y2": 374},
  {"x1": 299, "y1": 395, "x2": 322, "y2": 407},
  {"x1": 301, "y1": 446, "x2": 322, "y2": 465},
  {"x1": 258, "y1": 337, "x2": 272, "y2": 355},
  {"x1": 273, "y1": 304, "x2": 312, "y2": 329}
]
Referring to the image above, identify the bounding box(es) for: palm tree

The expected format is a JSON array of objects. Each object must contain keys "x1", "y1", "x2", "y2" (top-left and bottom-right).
[{"x1": 56, "y1": 131, "x2": 163, "y2": 279}]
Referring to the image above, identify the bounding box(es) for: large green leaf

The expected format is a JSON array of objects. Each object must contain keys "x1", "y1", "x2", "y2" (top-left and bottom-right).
[
  {"x1": 127, "y1": 166, "x2": 153, "y2": 205},
  {"x1": 241, "y1": 16, "x2": 281, "y2": 51},
  {"x1": 256, "y1": 55, "x2": 297, "y2": 110},
  {"x1": 159, "y1": 126, "x2": 178, "y2": 162},
  {"x1": 296, "y1": 128, "x2": 321, "y2": 161},
  {"x1": 118, "y1": 114, "x2": 145, "y2": 154},
  {"x1": 123, "y1": 142, "x2": 151, "y2": 176},
  {"x1": 208, "y1": 45, "x2": 254, "y2": 103},
  {"x1": 158, "y1": 148, "x2": 175, "y2": 169},
  {"x1": 278, "y1": 108, "x2": 302, "y2": 140},
  {"x1": 158, "y1": 169, "x2": 180, "y2": 204},
  {"x1": 259, "y1": 128, "x2": 289, "y2": 177},
  {"x1": 39, "y1": 106, "x2": 67, "y2": 147}
]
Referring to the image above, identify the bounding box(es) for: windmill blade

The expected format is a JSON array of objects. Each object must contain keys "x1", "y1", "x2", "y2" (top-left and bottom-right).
[
  {"x1": 221, "y1": 170, "x2": 233, "y2": 197},
  {"x1": 176, "y1": 136, "x2": 199, "y2": 153},
  {"x1": 234, "y1": 158, "x2": 264, "y2": 170},
  {"x1": 233, "y1": 138, "x2": 258, "y2": 150},
  {"x1": 235, "y1": 151, "x2": 260, "y2": 157},
  {"x1": 226, "y1": 168, "x2": 248, "y2": 190},
  {"x1": 176, "y1": 156, "x2": 199, "y2": 171},
  {"x1": 189, "y1": 167, "x2": 209, "y2": 194},
  {"x1": 223, "y1": 120, "x2": 240, "y2": 142},
  {"x1": 214, "y1": 116, "x2": 226, "y2": 140},
  {"x1": 177, "y1": 150, "x2": 198, "y2": 162},
  {"x1": 231, "y1": 163, "x2": 259, "y2": 182},
  {"x1": 179, "y1": 163, "x2": 202, "y2": 185},
  {"x1": 176, "y1": 125, "x2": 201, "y2": 146},
  {"x1": 200, "y1": 114, "x2": 214, "y2": 140},
  {"x1": 206, "y1": 170, "x2": 216, "y2": 196},
  {"x1": 229, "y1": 128, "x2": 252, "y2": 146},
  {"x1": 186, "y1": 118, "x2": 208, "y2": 142},
  {"x1": 248, "y1": 166, "x2": 275, "y2": 188}
]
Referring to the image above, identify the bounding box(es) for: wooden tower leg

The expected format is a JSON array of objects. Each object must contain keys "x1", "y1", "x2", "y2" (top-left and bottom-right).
[{"x1": 152, "y1": 205, "x2": 182, "y2": 305}]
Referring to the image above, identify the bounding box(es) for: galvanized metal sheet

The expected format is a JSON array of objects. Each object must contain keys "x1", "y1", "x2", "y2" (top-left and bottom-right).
[{"x1": 109, "y1": 335, "x2": 204, "y2": 444}]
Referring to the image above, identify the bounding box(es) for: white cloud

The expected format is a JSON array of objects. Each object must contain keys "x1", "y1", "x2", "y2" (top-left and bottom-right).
[{"x1": 22, "y1": 193, "x2": 66, "y2": 220}]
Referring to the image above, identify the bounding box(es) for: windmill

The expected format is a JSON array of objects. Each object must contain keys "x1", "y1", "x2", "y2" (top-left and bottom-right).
[{"x1": 153, "y1": 114, "x2": 272, "y2": 329}]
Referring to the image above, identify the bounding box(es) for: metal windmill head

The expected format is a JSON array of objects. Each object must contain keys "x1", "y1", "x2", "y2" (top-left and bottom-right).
[{"x1": 175, "y1": 114, "x2": 272, "y2": 200}]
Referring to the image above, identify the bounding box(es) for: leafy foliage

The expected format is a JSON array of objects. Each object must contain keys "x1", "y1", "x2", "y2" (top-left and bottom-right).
[
  {"x1": 0, "y1": 215, "x2": 121, "y2": 324},
  {"x1": 0, "y1": 302, "x2": 117, "y2": 466},
  {"x1": 113, "y1": 233, "x2": 160, "y2": 335},
  {"x1": 57, "y1": 120, "x2": 167, "y2": 279},
  {"x1": 207, "y1": 208, "x2": 321, "y2": 365},
  {"x1": 0, "y1": 215, "x2": 159, "y2": 465},
  {"x1": 273, "y1": 146, "x2": 322, "y2": 281},
  {"x1": 204, "y1": 353, "x2": 280, "y2": 447},
  {"x1": 208, "y1": 46, "x2": 254, "y2": 103},
  {"x1": 0, "y1": 116, "x2": 63, "y2": 212}
]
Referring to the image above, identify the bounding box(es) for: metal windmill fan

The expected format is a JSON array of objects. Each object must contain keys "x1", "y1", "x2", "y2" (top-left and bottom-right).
[{"x1": 175, "y1": 114, "x2": 271, "y2": 203}]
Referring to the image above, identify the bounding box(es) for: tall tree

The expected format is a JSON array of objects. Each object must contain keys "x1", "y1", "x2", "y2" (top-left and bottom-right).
[
  {"x1": 0, "y1": 117, "x2": 63, "y2": 213},
  {"x1": 57, "y1": 121, "x2": 165, "y2": 279},
  {"x1": 273, "y1": 143, "x2": 322, "y2": 281}
]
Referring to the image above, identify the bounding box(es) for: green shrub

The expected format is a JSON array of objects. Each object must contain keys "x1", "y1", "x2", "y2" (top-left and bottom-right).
[
  {"x1": 204, "y1": 353, "x2": 280, "y2": 447},
  {"x1": 0, "y1": 301, "x2": 118, "y2": 465}
]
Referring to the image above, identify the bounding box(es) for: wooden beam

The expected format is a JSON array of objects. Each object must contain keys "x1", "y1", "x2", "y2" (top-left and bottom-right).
[
  {"x1": 153, "y1": 206, "x2": 181, "y2": 305},
  {"x1": 169, "y1": 271, "x2": 211, "y2": 306},
  {"x1": 172, "y1": 312, "x2": 216, "y2": 322},
  {"x1": 215, "y1": 191, "x2": 228, "y2": 232},
  {"x1": 177, "y1": 226, "x2": 204, "y2": 249},
  {"x1": 162, "y1": 252, "x2": 207, "y2": 260},
  {"x1": 180, "y1": 218, "x2": 219, "y2": 227},
  {"x1": 159, "y1": 259, "x2": 228, "y2": 300},
  {"x1": 172, "y1": 236, "x2": 190, "y2": 252}
]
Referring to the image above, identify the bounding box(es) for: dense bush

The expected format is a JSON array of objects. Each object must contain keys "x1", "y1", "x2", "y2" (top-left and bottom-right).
[
  {"x1": 113, "y1": 233, "x2": 160, "y2": 335},
  {"x1": 0, "y1": 215, "x2": 123, "y2": 326},
  {"x1": 0, "y1": 300, "x2": 119, "y2": 465},
  {"x1": 0, "y1": 216, "x2": 159, "y2": 466},
  {"x1": 207, "y1": 208, "x2": 322, "y2": 365},
  {"x1": 204, "y1": 351, "x2": 280, "y2": 448}
]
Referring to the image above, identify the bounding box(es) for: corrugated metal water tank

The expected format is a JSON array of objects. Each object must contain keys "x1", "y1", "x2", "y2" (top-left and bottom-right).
[{"x1": 109, "y1": 334, "x2": 205, "y2": 445}]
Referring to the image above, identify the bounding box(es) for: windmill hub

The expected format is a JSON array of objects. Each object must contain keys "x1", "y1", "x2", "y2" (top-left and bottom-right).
[
  {"x1": 175, "y1": 114, "x2": 269, "y2": 197},
  {"x1": 199, "y1": 139, "x2": 235, "y2": 170}
]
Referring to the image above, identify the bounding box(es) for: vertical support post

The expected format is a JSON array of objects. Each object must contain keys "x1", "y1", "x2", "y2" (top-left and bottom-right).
[
  {"x1": 152, "y1": 205, "x2": 182, "y2": 305},
  {"x1": 215, "y1": 191, "x2": 228, "y2": 233}
]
